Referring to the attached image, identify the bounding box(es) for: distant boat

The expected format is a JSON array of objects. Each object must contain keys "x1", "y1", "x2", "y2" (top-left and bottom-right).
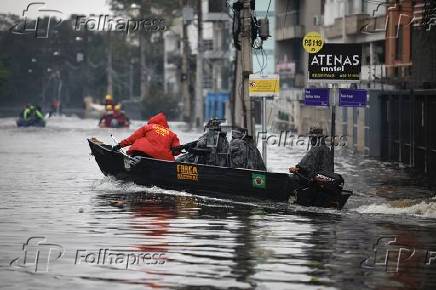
[{"x1": 16, "y1": 117, "x2": 46, "y2": 128}]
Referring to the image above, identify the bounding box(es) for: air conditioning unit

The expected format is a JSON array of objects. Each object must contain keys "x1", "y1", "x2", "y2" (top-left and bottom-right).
[{"x1": 313, "y1": 15, "x2": 324, "y2": 26}]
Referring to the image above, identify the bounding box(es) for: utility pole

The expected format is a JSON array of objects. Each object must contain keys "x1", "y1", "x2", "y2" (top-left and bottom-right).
[
  {"x1": 194, "y1": 0, "x2": 204, "y2": 128},
  {"x1": 241, "y1": 0, "x2": 254, "y2": 136},
  {"x1": 181, "y1": 1, "x2": 192, "y2": 128}
]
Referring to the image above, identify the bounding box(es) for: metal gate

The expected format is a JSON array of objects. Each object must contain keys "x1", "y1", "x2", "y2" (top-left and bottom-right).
[{"x1": 381, "y1": 89, "x2": 436, "y2": 178}]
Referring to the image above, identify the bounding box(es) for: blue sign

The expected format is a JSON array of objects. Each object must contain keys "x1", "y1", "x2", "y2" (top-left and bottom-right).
[
  {"x1": 304, "y1": 88, "x2": 330, "y2": 106},
  {"x1": 339, "y1": 89, "x2": 367, "y2": 107}
]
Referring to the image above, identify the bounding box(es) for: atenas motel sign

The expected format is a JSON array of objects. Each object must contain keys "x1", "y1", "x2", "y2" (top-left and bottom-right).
[{"x1": 308, "y1": 43, "x2": 362, "y2": 82}]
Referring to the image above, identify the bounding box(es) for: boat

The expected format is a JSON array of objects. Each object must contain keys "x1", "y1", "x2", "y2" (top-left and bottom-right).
[
  {"x1": 88, "y1": 138, "x2": 352, "y2": 209},
  {"x1": 16, "y1": 117, "x2": 46, "y2": 127}
]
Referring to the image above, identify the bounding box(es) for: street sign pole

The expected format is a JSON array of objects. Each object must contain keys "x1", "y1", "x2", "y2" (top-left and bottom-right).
[
  {"x1": 262, "y1": 96, "x2": 267, "y2": 168},
  {"x1": 249, "y1": 74, "x2": 280, "y2": 170},
  {"x1": 331, "y1": 84, "x2": 337, "y2": 172}
]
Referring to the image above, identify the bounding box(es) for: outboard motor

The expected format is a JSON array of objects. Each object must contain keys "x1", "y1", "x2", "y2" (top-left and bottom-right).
[
  {"x1": 294, "y1": 171, "x2": 350, "y2": 210},
  {"x1": 176, "y1": 119, "x2": 230, "y2": 167}
]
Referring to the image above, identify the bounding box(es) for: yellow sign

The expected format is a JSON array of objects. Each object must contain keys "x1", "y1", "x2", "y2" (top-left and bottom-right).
[
  {"x1": 248, "y1": 74, "x2": 280, "y2": 97},
  {"x1": 176, "y1": 164, "x2": 198, "y2": 181},
  {"x1": 302, "y1": 31, "x2": 324, "y2": 54}
]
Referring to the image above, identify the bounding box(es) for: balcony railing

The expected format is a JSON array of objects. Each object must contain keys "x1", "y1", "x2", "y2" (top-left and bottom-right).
[
  {"x1": 324, "y1": 14, "x2": 386, "y2": 39},
  {"x1": 275, "y1": 10, "x2": 304, "y2": 40}
]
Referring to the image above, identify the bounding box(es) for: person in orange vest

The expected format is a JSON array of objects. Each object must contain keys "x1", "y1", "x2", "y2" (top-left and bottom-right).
[
  {"x1": 104, "y1": 94, "x2": 113, "y2": 107},
  {"x1": 112, "y1": 112, "x2": 181, "y2": 161},
  {"x1": 113, "y1": 104, "x2": 130, "y2": 128},
  {"x1": 98, "y1": 104, "x2": 114, "y2": 128}
]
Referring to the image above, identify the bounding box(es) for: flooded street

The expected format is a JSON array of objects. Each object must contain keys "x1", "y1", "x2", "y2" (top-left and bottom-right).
[{"x1": 1, "y1": 117, "x2": 436, "y2": 290}]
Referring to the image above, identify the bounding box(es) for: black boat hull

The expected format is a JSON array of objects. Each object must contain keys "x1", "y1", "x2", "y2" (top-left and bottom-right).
[{"x1": 88, "y1": 138, "x2": 352, "y2": 209}]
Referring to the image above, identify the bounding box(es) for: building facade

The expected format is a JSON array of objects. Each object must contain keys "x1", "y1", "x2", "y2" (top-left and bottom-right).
[
  {"x1": 274, "y1": 0, "x2": 388, "y2": 156},
  {"x1": 163, "y1": 0, "x2": 233, "y2": 121}
]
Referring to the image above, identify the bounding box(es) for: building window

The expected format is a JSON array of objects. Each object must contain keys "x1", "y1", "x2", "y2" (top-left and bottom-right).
[
  {"x1": 362, "y1": 0, "x2": 368, "y2": 14},
  {"x1": 203, "y1": 39, "x2": 213, "y2": 51},
  {"x1": 209, "y1": 0, "x2": 226, "y2": 13},
  {"x1": 396, "y1": 25, "x2": 403, "y2": 61},
  {"x1": 203, "y1": 72, "x2": 213, "y2": 89}
]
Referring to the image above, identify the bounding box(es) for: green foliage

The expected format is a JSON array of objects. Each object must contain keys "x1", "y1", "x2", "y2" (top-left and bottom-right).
[{"x1": 0, "y1": 1, "x2": 181, "y2": 108}]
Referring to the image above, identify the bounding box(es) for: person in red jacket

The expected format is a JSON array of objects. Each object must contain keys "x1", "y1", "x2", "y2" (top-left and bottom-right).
[{"x1": 112, "y1": 112, "x2": 181, "y2": 161}]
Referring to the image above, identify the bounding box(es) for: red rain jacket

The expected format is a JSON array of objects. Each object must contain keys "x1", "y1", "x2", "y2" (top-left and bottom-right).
[{"x1": 119, "y1": 113, "x2": 180, "y2": 161}]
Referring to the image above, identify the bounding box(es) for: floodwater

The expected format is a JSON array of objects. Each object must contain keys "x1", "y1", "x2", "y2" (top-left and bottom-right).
[{"x1": 1, "y1": 117, "x2": 436, "y2": 290}]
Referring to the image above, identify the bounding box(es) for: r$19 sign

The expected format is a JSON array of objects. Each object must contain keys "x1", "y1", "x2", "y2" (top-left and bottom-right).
[{"x1": 302, "y1": 31, "x2": 324, "y2": 54}]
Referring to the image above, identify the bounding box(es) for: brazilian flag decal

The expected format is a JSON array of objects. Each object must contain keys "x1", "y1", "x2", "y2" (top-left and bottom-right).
[{"x1": 252, "y1": 173, "x2": 266, "y2": 189}]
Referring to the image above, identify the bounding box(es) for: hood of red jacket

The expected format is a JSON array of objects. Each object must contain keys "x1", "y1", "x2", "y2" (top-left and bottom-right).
[{"x1": 147, "y1": 112, "x2": 169, "y2": 128}]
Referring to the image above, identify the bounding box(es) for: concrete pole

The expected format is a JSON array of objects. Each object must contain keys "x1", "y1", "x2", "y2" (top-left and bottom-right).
[
  {"x1": 241, "y1": 0, "x2": 254, "y2": 136},
  {"x1": 194, "y1": 0, "x2": 204, "y2": 128},
  {"x1": 232, "y1": 50, "x2": 243, "y2": 127}
]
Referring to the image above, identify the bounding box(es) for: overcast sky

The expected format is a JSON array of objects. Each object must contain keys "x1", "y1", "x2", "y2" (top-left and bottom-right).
[{"x1": 0, "y1": 0, "x2": 111, "y2": 18}]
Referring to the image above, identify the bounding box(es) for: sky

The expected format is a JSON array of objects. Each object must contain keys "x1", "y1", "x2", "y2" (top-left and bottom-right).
[{"x1": 0, "y1": 0, "x2": 111, "y2": 18}]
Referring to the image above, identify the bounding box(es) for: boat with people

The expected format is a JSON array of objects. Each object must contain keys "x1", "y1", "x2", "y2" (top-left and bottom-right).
[
  {"x1": 88, "y1": 119, "x2": 352, "y2": 209},
  {"x1": 98, "y1": 95, "x2": 130, "y2": 128},
  {"x1": 16, "y1": 104, "x2": 46, "y2": 127}
]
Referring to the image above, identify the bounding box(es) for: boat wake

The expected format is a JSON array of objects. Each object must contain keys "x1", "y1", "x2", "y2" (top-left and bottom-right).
[
  {"x1": 91, "y1": 176, "x2": 146, "y2": 192},
  {"x1": 353, "y1": 196, "x2": 436, "y2": 219}
]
